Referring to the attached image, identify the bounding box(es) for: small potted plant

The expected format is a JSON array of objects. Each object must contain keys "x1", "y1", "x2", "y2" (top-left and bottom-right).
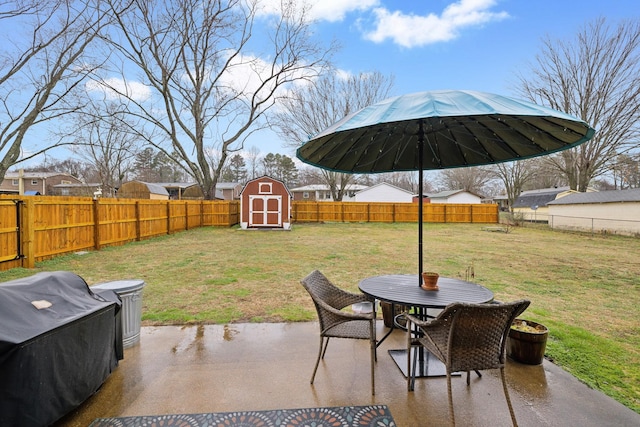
[
  {"x1": 421, "y1": 272, "x2": 439, "y2": 291},
  {"x1": 507, "y1": 319, "x2": 549, "y2": 365}
]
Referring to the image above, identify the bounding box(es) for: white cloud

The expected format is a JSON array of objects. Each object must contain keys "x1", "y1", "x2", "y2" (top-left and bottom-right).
[
  {"x1": 257, "y1": 0, "x2": 379, "y2": 23},
  {"x1": 363, "y1": 0, "x2": 509, "y2": 48},
  {"x1": 85, "y1": 77, "x2": 151, "y2": 102},
  {"x1": 306, "y1": 0, "x2": 379, "y2": 22},
  {"x1": 219, "y1": 52, "x2": 318, "y2": 101}
]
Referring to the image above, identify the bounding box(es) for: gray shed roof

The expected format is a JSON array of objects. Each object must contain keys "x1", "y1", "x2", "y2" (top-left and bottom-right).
[
  {"x1": 141, "y1": 182, "x2": 169, "y2": 195},
  {"x1": 513, "y1": 187, "x2": 570, "y2": 208},
  {"x1": 548, "y1": 188, "x2": 640, "y2": 205}
]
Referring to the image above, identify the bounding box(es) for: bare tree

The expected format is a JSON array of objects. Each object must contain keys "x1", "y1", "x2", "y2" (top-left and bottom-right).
[
  {"x1": 0, "y1": 0, "x2": 108, "y2": 179},
  {"x1": 491, "y1": 160, "x2": 538, "y2": 212},
  {"x1": 523, "y1": 158, "x2": 567, "y2": 190},
  {"x1": 271, "y1": 69, "x2": 394, "y2": 200},
  {"x1": 244, "y1": 146, "x2": 262, "y2": 180},
  {"x1": 436, "y1": 166, "x2": 493, "y2": 196},
  {"x1": 516, "y1": 17, "x2": 640, "y2": 191},
  {"x1": 96, "y1": 0, "x2": 332, "y2": 199},
  {"x1": 610, "y1": 153, "x2": 640, "y2": 189},
  {"x1": 67, "y1": 101, "x2": 140, "y2": 195}
]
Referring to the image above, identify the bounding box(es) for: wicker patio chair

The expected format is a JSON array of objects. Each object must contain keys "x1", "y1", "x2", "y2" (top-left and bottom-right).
[
  {"x1": 300, "y1": 270, "x2": 377, "y2": 395},
  {"x1": 405, "y1": 299, "x2": 530, "y2": 426}
]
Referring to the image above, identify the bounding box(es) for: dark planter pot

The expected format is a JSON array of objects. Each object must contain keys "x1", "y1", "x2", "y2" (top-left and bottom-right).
[
  {"x1": 507, "y1": 319, "x2": 549, "y2": 365},
  {"x1": 380, "y1": 301, "x2": 408, "y2": 328}
]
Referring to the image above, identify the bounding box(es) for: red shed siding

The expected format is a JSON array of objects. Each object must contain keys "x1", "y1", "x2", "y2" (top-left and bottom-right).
[{"x1": 240, "y1": 177, "x2": 291, "y2": 229}]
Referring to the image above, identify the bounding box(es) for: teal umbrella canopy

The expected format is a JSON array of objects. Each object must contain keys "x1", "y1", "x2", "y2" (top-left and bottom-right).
[
  {"x1": 296, "y1": 90, "x2": 595, "y2": 173},
  {"x1": 296, "y1": 90, "x2": 595, "y2": 286}
]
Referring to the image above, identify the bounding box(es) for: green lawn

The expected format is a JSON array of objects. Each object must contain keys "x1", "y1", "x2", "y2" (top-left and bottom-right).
[{"x1": 1, "y1": 222, "x2": 638, "y2": 413}]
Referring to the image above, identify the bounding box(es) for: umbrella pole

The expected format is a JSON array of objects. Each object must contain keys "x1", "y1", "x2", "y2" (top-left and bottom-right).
[{"x1": 418, "y1": 120, "x2": 424, "y2": 287}]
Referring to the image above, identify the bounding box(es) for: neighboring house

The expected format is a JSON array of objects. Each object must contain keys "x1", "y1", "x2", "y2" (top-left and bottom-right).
[
  {"x1": 423, "y1": 189, "x2": 483, "y2": 204},
  {"x1": 548, "y1": 188, "x2": 640, "y2": 236},
  {"x1": 53, "y1": 182, "x2": 104, "y2": 197},
  {"x1": 289, "y1": 184, "x2": 369, "y2": 201},
  {"x1": 485, "y1": 194, "x2": 510, "y2": 211},
  {"x1": 117, "y1": 181, "x2": 169, "y2": 200},
  {"x1": 345, "y1": 182, "x2": 414, "y2": 203},
  {"x1": 181, "y1": 185, "x2": 225, "y2": 200},
  {"x1": 240, "y1": 176, "x2": 292, "y2": 230},
  {"x1": 512, "y1": 186, "x2": 580, "y2": 222},
  {"x1": 0, "y1": 171, "x2": 83, "y2": 196},
  {"x1": 156, "y1": 182, "x2": 239, "y2": 200},
  {"x1": 216, "y1": 182, "x2": 242, "y2": 200}
]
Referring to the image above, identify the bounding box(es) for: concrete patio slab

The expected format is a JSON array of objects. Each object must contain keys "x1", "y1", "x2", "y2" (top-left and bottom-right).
[{"x1": 53, "y1": 322, "x2": 640, "y2": 427}]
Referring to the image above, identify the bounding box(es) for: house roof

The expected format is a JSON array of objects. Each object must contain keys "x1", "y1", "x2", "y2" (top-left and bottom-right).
[
  {"x1": 289, "y1": 184, "x2": 369, "y2": 192},
  {"x1": 153, "y1": 182, "x2": 238, "y2": 190},
  {"x1": 5, "y1": 171, "x2": 78, "y2": 179},
  {"x1": 355, "y1": 182, "x2": 413, "y2": 196},
  {"x1": 513, "y1": 187, "x2": 572, "y2": 208},
  {"x1": 425, "y1": 189, "x2": 482, "y2": 199},
  {"x1": 216, "y1": 182, "x2": 241, "y2": 190},
  {"x1": 53, "y1": 183, "x2": 101, "y2": 188},
  {"x1": 518, "y1": 186, "x2": 571, "y2": 195},
  {"x1": 156, "y1": 182, "x2": 196, "y2": 189},
  {"x1": 548, "y1": 188, "x2": 640, "y2": 205}
]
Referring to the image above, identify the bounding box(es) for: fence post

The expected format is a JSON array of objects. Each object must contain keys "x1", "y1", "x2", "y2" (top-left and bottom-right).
[
  {"x1": 135, "y1": 201, "x2": 141, "y2": 241},
  {"x1": 93, "y1": 198, "x2": 101, "y2": 251},
  {"x1": 185, "y1": 201, "x2": 189, "y2": 230},
  {"x1": 20, "y1": 198, "x2": 35, "y2": 268},
  {"x1": 166, "y1": 201, "x2": 171, "y2": 234}
]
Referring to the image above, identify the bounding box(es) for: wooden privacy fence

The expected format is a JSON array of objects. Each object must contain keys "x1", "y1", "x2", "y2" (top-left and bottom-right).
[
  {"x1": 0, "y1": 196, "x2": 239, "y2": 270},
  {"x1": 292, "y1": 201, "x2": 498, "y2": 224},
  {"x1": 0, "y1": 196, "x2": 497, "y2": 270}
]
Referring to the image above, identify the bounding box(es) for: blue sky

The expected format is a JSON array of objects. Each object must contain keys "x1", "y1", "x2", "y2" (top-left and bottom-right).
[
  {"x1": 308, "y1": 0, "x2": 636, "y2": 96},
  {"x1": 249, "y1": 0, "x2": 638, "y2": 157},
  {"x1": 20, "y1": 0, "x2": 639, "y2": 167}
]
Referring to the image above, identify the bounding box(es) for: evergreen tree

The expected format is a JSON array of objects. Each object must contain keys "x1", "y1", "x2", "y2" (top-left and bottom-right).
[
  {"x1": 222, "y1": 154, "x2": 248, "y2": 183},
  {"x1": 261, "y1": 153, "x2": 298, "y2": 187}
]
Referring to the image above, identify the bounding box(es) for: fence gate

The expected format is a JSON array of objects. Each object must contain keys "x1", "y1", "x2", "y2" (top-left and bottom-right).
[{"x1": 0, "y1": 200, "x2": 21, "y2": 264}]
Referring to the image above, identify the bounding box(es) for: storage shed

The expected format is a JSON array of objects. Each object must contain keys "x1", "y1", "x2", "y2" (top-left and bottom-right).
[
  {"x1": 240, "y1": 176, "x2": 291, "y2": 229},
  {"x1": 117, "y1": 181, "x2": 169, "y2": 200}
]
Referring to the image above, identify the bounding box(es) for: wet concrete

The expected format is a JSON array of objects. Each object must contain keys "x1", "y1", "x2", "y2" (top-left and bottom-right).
[{"x1": 54, "y1": 322, "x2": 640, "y2": 427}]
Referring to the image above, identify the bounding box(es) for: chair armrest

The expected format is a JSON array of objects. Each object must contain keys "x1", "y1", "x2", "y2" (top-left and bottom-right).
[
  {"x1": 313, "y1": 297, "x2": 375, "y2": 320},
  {"x1": 333, "y1": 288, "x2": 374, "y2": 309},
  {"x1": 403, "y1": 312, "x2": 451, "y2": 336}
]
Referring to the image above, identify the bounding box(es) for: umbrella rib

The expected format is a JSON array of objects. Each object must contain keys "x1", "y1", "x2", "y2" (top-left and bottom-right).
[{"x1": 469, "y1": 116, "x2": 522, "y2": 161}]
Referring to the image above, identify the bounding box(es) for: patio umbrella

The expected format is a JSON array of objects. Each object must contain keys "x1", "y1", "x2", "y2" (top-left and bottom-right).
[{"x1": 296, "y1": 90, "x2": 595, "y2": 286}]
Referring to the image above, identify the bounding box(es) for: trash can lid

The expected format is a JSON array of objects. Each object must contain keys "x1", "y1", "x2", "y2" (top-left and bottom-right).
[{"x1": 92, "y1": 280, "x2": 145, "y2": 293}]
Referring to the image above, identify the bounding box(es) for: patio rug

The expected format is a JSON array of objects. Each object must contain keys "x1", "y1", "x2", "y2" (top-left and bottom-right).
[{"x1": 89, "y1": 405, "x2": 396, "y2": 427}]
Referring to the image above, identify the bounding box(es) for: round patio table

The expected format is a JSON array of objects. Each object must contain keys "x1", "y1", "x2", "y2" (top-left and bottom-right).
[
  {"x1": 359, "y1": 274, "x2": 494, "y2": 309},
  {"x1": 359, "y1": 274, "x2": 494, "y2": 378}
]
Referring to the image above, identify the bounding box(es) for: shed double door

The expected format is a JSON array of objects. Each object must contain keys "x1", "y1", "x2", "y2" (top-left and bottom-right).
[{"x1": 249, "y1": 195, "x2": 282, "y2": 227}]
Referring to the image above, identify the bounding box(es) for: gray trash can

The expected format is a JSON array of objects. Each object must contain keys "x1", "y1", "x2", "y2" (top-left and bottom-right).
[{"x1": 93, "y1": 280, "x2": 145, "y2": 348}]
